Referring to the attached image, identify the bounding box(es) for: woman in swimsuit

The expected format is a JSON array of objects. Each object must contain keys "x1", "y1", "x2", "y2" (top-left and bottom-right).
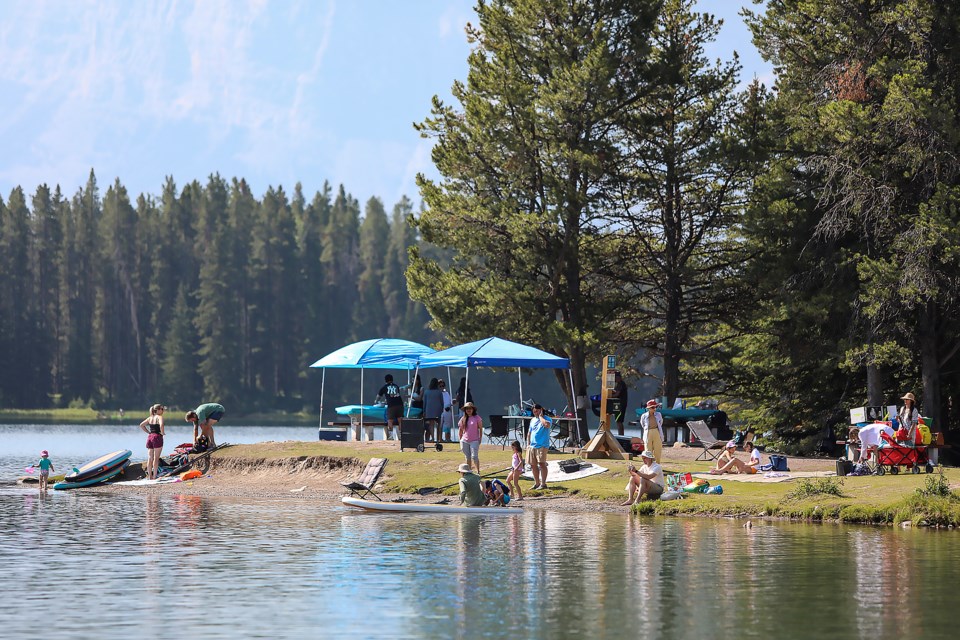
[{"x1": 140, "y1": 404, "x2": 166, "y2": 479}]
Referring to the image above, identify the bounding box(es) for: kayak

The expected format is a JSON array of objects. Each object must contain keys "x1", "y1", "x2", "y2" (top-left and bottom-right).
[
  {"x1": 341, "y1": 496, "x2": 522, "y2": 515},
  {"x1": 54, "y1": 461, "x2": 129, "y2": 490},
  {"x1": 64, "y1": 450, "x2": 132, "y2": 483}
]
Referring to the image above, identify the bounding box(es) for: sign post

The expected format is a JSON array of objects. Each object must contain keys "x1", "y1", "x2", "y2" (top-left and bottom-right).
[{"x1": 580, "y1": 354, "x2": 624, "y2": 460}]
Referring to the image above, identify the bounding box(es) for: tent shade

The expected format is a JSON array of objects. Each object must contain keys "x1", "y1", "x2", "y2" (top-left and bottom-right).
[
  {"x1": 418, "y1": 337, "x2": 569, "y2": 369},
  {"x1": 309, "y1": 338, "x2": 435, "y2": 370}
]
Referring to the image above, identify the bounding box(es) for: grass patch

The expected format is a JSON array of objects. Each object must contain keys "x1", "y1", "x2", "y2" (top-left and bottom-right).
[{"x1": 785, "y1": 477, "x2": 846, "y2": 501}]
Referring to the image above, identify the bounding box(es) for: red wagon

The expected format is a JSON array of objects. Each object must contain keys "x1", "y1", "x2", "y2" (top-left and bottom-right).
[{"x1": 875, "y1": 439, "x2": 933, "y2": 475}]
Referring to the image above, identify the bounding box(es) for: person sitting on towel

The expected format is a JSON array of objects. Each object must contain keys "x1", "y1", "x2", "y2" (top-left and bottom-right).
[
  {"x1": 711, "y1": 440, "x2": 759, "y2": 474},
  {"x1": 622, "y1": 450, "x2": 664, "y2": 505}
]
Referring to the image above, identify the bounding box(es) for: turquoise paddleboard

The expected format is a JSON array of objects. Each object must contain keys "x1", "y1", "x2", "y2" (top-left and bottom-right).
[
  {"x1": 64, "y1": 450, "x2": 132, "y2": 483},
  {"x1": 55, "y1": 461, "x2": 129, "y2": 490}
]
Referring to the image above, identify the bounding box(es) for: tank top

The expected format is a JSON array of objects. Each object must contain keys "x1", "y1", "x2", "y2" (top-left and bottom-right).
[{"x1": 148, "y1": 419, "x2": 161, "y2": 434}]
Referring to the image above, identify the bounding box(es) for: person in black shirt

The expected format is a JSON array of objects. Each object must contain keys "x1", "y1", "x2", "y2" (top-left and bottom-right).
[
  {"x1": 611, "y1": 372, "x2": 628, "y2": 436},
  {"x1": 377, "y1": 374, "x2": 404, "y2": 440}
]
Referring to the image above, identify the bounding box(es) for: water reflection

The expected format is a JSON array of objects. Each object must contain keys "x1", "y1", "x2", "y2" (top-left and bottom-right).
[{"x1": 1, "y1": 484, "x2": 959, "y2": 639}]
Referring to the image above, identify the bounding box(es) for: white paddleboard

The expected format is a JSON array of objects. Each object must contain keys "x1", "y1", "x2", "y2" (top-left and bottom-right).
[{"x1": 341, "y1": 496, "x2": 522, "y2": 515}]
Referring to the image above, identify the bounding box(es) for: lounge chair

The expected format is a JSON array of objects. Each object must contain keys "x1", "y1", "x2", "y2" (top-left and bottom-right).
[
  {"x1": 687, "y1": 420, "x2": 726, "y2": 462},
  {"x1": 486, "y1": 415, "x2": 511, "y2": 450},
  {"x1": 340, "y1": 457, "x2": 388, "y2": 501}
]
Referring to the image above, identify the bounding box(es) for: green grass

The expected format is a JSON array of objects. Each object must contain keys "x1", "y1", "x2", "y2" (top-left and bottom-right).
[{"x1": 212, "y1": 441, "x2": 960, "y2": 526}]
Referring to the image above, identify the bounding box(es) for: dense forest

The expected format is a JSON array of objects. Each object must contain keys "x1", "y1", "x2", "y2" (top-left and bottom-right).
[
  {"x1": 0, "y1": 173, "x2": 439, "y2": 413},
  {"x1": 3, "y1": 0, "x2": 960, "y2": 451}
]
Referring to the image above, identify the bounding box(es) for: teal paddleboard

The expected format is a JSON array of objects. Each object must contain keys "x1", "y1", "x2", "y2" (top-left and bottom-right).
[
  {"x1": 64, "y1": 450, "x2": 132, "y2": 483},
  {"x1": 54, "y1": 461, "x2": 129, "y2": 490}
]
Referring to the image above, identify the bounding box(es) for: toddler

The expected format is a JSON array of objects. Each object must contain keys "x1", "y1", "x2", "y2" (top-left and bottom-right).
[{"x1": 32, "y1": 450, "x2": 55, "y2": 491}]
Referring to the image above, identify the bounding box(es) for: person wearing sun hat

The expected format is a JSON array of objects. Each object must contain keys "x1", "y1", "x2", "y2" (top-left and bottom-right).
[
  {"x1": 621, "y1": 449, "x2": 664, "y2": 505},
  {"x1": 711, "y1": 439, "x2": 758, "y2": 475},
  {"x1": 639, "y1": 399, "x2": 664, "y2": 463},
  {"x1": 457, "y1": 462, "x2": 485, "y2": 506},
  {"x1": 897, "y1": 392, "x2": 920, "y2": 443},
  {"x1": 458, "y1": 401, "x2": 484, "y2": 474}
]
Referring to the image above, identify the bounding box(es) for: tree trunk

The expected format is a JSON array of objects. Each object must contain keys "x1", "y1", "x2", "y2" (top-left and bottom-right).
[
  {"x1": 919, "y1": 299, "x2": 941, "y2": 430},
  {"x1": 662, "y1": 275, "x2": 681, "y2": 407},
  {"x1": 866, "y1": 363, "x2": 884, "y2": 406}
]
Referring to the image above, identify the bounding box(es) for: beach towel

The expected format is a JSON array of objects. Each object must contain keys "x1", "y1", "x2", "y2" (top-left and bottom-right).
[
  {"x1": 692, "y1": 470, "x2": 835, "y2": 484},
  {"x1": 520, "y1": 460, "x2": 608, "y2": 482}
]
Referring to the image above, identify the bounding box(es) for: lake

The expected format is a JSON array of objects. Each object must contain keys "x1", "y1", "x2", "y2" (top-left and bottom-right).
[{"x1": 1, "y1": 425, "x2": 957, "y2": 639}]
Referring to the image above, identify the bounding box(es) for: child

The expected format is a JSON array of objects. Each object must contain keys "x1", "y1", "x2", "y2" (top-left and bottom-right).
[
  {"x1": 506, "y1": 440, "x2": 524, "y2": 501},
  {"x1": 483, "y1": 479, "x2": 511, "y2": 506},
  {"x1": 32, "y1": 450, "x2": 55, "y2": 491}
]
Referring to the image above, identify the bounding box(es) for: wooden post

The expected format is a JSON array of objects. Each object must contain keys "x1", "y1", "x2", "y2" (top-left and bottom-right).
[{"x1": 580, "y1": 355, "x2": 624, "y2": 460}]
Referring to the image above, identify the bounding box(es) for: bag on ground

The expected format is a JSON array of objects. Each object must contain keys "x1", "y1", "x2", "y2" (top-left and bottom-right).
[{"x1": 769, "y1": 454, "x2": 789, "y2": 472}]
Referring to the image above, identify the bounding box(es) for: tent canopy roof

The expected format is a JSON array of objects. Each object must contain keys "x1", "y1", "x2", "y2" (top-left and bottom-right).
[
  {"x1": 309, "y1": 338, "x2": 435, "y2": 370},
  {"x1": 417, "y1": 337, "x2": 569, "y2": 369}
]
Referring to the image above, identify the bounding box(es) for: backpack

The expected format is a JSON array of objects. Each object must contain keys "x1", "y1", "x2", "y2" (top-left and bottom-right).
[{"x1": 769, "y1": 454, "x2": 789, "y2": 472}]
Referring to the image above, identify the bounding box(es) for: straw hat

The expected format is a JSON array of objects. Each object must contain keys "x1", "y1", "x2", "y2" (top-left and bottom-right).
[
  {"x1": 457, "y1": 463, "x2": 472, "y2": 473},
  {"x1": 462, "y1": 402, "x2": 477, "y2": 412},
  {"x1": 901, "y1": 392, "x2": 916, "y2": 402},
  {"x1": 646, "y1": 399, "x2": 658, "y2": 409}
]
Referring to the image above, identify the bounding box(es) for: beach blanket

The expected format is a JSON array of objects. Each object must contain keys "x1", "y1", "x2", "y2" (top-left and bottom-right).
[
  {"x1": 691, "y1": 470, "x2": 835, "y2": 484},
  {"x1": 521, "y1": 460, "x2": 608, "y2": 482}
]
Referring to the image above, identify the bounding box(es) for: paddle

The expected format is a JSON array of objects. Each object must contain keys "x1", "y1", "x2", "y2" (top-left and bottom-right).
[{"x1": 417, "y1": 466, "x2": 513, "y2": 496}]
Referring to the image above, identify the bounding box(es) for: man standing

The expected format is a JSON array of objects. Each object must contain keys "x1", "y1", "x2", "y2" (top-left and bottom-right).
[
  {"x1": 527, "y1": 404, "x2": 552, "y2": 490},
  {"x1": 611, "y1": 372, "x2": 628, "y2": 436},
  {"x1": 377, "y1": 374, "x2": 404, "y2": 440},
  {"x1": 186, "y1": 402, "x2": 224, "y2": 449}
]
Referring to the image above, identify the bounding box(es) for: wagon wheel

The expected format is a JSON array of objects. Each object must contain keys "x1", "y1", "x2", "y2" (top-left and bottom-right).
[
  {"x1": 911, "y1": 464, "x2": 920, "y2": 474},
  {"x1": 435, "y1": 443, "x2": 443, "y2": 452},
  {"x1": 890, "y1": 466, "x2": 899, "y2": 475},
  {"x1": 416, "y1": 444, "x2": 425, "y2": 453},
  {"x1": 875, "y1": 464, "x2": 884, "y2": 476},
  {"x1": 926, "y1": 463, "x2": 934, "y2": 474}
]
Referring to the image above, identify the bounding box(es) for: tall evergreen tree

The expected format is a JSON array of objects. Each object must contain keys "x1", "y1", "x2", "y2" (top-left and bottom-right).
[
  {"x1": 410, "y1": 0, "x2": 661, "y2": 437},
  {"x1": 354, "y1": 197, "x2": 390, "y2": 339}
]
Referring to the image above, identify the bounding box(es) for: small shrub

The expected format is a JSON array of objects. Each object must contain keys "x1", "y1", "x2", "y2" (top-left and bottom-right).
[
  {"x1": 786, "y1": 477, "x2": 845, "y2": 500},
  {"x1": 915, "y1": 469, "x2": 955, "y2": 499}
]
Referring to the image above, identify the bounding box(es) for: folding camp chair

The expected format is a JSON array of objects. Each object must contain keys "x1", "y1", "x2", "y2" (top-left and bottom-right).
[
  {"x1": 550, "y1": 420, "x2": 570, "y2": 452},
  {"x1": 687, "y1": 420, "x2": 726, "y2": 462},
  {"x1": 340, "y1": 457, "x2": 388, "y2": 500},
  {"x1": 486, "y1": 415, "x2": 511, "y2": 450}
]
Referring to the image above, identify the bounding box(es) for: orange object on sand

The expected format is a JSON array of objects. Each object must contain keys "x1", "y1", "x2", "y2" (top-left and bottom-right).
[{"x1": 180, "y1": 469, "x2": 202, "y2": 481}]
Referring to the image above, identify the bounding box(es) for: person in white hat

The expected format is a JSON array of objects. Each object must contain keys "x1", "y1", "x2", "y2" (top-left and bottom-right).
[
  {"x1": 640, "y1": 399, "x2": 664, "y2": 463},
  {"x1": 457, "y1": 462, "x2": 485, "y2": 506},
  {"x1": 898, "y1": 392, "x2": 920, "y2": 443},
  {"x1": 621, "y1": 449, "x2": 664, "y2": 505},
  {"x1": 711, "y1": 439, "x2": 758, "y2": 475}
]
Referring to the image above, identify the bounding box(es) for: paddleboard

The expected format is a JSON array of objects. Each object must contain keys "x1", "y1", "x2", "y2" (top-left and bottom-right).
[
  {"x1": 55, "y1": 461, "x2": 129, "y2": 490},
  {"x1": 342, "y1": 496, "x2": 522, "y2": 515},
  {"x1": 64, "y1": 450, "x2": 132, "y2": 483}
]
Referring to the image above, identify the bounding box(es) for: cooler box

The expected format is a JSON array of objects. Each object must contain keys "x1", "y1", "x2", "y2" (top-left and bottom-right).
[{"x1": 849, "y1": 406, "x2": 894, "y2": 424}]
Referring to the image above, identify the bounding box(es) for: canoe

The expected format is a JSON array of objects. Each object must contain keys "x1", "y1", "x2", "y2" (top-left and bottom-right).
[
  {"x1": 342, "y1": 496, "x2": 522, "y2": 515},
  {"x1": 64, "y1": 450, "x2": 132, "y2": 483},
  {"x1": 54, "y1": 461, "x2": 129, "y2": 490}
]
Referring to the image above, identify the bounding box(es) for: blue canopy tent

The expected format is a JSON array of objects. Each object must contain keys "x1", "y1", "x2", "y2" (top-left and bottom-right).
[
  {"x1": 309, "y1": 338, "x2": 435, "y2": 436},
  {"x1": 416, "y1": 337, "x2": 577, "y2": 438}
]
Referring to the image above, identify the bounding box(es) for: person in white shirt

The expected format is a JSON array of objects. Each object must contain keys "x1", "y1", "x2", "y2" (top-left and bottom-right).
[
  {"x1": 711, "y1": 440, "x2": 761, "y2": 474},
  {"x1": 640, "y1": 399, "x2": 664, "y2": 463},
  {"x1": 856, "y1": 423, "x2": 895, "y2": 463},
  {"x1": 622, "y1": 449, "x2": 664, "y2": 505}
]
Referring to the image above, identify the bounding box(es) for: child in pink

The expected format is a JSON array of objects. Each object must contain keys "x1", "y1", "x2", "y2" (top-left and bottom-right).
[{"x1": 507, "y1": 440, "x2": 524, "y2": 501}]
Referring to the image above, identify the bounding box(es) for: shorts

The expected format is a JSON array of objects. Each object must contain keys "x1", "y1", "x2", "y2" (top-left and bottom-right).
[
  {"x1": 206, "y1": 410, "x2": 224, "y2": 422},
  {"x1": 461, "y1": 439, "x2": 480, "y2": 461},
  {"x1": 501, "y1": 494, "x2": 510, "y2": 505},
  {"x1": 386, "y1": 405, "x2": 404, "y2": 421},
  {"x1": 527, "y1": 447, "x2": 548, "y2": 465},
  {"x1": 146, "y1": 433, "x2": 164, "y2": 449},
  {"x1": 746, "y1": 466, "x2": 757, "y2": 474},
  {"x1": 646, "y1": 483, "x2": 664, "y2": 499},
  {"x1": 39, "y1": 469, "x2": 50, "y2": 478}
]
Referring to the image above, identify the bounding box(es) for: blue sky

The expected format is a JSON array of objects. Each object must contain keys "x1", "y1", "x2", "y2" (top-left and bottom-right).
[{"x1": 0, "y1": 0, "x2": 771, "y2": 208}]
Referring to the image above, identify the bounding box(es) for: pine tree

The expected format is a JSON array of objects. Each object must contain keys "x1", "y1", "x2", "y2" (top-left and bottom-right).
[{"x1": 354, "y1": 197, "x2": 390, "y2": 339}]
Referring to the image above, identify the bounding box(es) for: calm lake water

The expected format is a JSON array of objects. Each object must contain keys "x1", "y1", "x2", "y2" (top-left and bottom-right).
[{"x1": 1, "y1": 425, "x2": 958, "y2": 639}]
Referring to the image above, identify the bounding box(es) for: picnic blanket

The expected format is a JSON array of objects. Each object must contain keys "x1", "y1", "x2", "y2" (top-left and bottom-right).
[
  {"x1": 691, "y1": 470, "x2": 836, "y2": 484},
  {"x1": 521, "y1": 460, "x2": 608, "y2": 482},
  {"x1": 113, "y1": 477, "x2": 182, "y2": 487}
]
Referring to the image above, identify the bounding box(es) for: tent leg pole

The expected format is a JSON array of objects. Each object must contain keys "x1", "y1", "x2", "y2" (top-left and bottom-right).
[
  {"x1": 518, "y1": 368, "x2": 523, "y2": 411},
  {"x1": 359, "y1": 368, "x2": 364, "y2": 442},
  {"x1": 319, "y1": 369, "x2": 326, "y2": 433}
]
